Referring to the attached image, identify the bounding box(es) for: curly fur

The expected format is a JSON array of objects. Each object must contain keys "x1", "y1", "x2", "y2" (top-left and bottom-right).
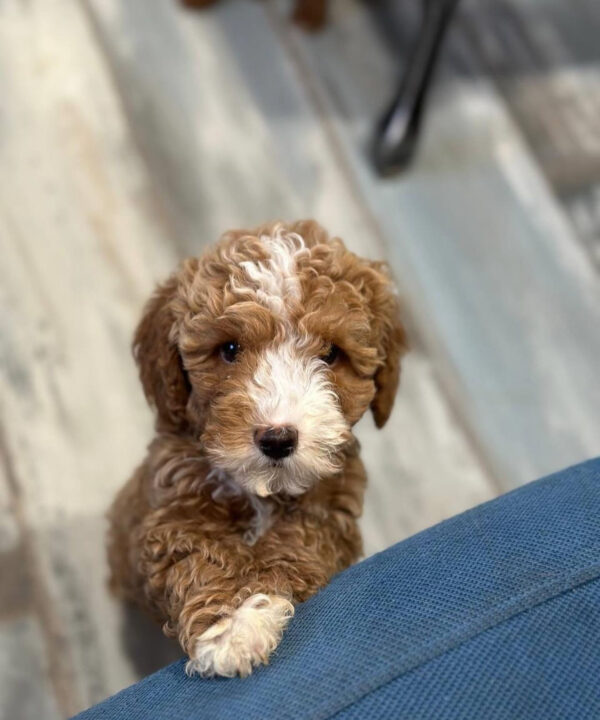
[{"x1": 108, "y1": 220, "x2": 407, "y2": 676}]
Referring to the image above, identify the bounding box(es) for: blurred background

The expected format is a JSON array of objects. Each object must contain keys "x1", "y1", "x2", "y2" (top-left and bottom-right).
[{"x1": 1, "y1": 0, "x2": 600, "y2": 716}]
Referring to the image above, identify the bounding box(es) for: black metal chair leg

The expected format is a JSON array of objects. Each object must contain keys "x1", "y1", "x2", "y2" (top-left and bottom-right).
[{"x1": 372, "y1": 0, "x2": 459, "y2": 176}]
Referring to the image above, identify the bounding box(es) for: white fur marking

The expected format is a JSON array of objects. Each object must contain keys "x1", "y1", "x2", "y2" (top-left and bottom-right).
[
  {"x1": 186, "y1": 594, "x2": 294, "y2": 678},
  {"x1": 209, "y1": 471, "x2": 273, "y2": 543},
  {"x1": 243, "y1": 493, "x2": 274, "y2": 545},
  {"x1": 234, "y1": 227, "x2": 306, "y2": 317},
  {"x1": 244, "y1": 337, "x2": 350, "y2": 495}
]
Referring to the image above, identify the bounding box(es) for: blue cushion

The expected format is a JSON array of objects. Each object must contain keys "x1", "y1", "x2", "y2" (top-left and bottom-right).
[{"x1": 74, "y1": 457, "x2": 600, "y2": 719}]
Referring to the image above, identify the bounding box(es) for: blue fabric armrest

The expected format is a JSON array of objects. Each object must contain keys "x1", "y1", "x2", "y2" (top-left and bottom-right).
[{"x1": 74, "y1": 457, "x2": 600, "y2": 720}]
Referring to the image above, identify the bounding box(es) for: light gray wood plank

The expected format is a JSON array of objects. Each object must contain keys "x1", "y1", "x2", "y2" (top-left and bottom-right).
[
  {"x1": 270, "y1": 0, "x2": 600, "y2": 487},
  {"x1": 0, "y1": 455, "x2": 19, "y2": 559},
  {"x1": 0, "y1": 0, "x2": 176, "y2": 709},
  {"x1": 460, "y1": 0, "x2": 600, "y2": 197},
  {"x1": 84, "y1": 0, "x2": 374, "y2": 253},
  {"x1": 0, "y1": 442, "x2": 64, "y2": 718},
  {"x1": 0, "y1": 617, "x2": 61, "y2": 720},
  {"x1": 567, "y1": 186, "x2": 600, "y2": 271},
  {"x1": 457, "y1": 0, "x2": 600, "y2": 271},
  {"x1": 358, "y1": 351, "x2": 494, "y2": 557}
]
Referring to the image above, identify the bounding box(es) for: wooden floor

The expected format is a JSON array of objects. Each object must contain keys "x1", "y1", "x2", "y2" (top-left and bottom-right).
[{"x1": 1, "y1": 0, "x2": 599, "y2": 716}]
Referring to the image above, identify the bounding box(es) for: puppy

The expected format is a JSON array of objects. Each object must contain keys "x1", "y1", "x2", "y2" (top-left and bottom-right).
[{"x1": 108, "y1": 220, "x2": 406, "y2": 677}]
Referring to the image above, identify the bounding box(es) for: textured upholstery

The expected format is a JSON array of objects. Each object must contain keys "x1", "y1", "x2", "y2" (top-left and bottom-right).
[{"x1": 74, "y1": 457, "x2": 600, "y2": 719}]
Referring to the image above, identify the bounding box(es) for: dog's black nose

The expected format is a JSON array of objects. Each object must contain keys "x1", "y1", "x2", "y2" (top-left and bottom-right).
[{"x1": 255, "y1": 426, "x2": 298, "y2": 460}]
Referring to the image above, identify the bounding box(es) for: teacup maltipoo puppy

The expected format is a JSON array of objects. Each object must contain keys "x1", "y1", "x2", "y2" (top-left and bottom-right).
[{"x1": 108, "y1": 220, "x2": 406, "y2": 677}]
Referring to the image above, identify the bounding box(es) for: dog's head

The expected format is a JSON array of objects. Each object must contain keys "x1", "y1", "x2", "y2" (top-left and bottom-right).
[{"x1": 135, "y1": 220, "x2": 407, "y2": 496}]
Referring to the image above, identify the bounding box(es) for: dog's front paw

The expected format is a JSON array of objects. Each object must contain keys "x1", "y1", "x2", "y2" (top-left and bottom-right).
[{"x1": 186, "y1": 594, "x2": 294, "y2": 678}]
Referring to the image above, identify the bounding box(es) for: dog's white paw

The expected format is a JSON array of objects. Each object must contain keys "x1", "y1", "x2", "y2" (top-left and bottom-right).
[{"x1": 186, "y1": 594, "x2": 294, "y2": 678}]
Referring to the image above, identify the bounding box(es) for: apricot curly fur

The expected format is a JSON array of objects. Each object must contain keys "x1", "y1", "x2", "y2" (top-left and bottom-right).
[{"x1": 108, "y1": 219, "x2": 407, "y2": 673}]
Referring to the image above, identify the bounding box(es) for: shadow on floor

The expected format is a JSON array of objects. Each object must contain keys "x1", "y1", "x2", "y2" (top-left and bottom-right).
[{"x1": 120, "y1": 603, "x2": 184, "y2": 678}]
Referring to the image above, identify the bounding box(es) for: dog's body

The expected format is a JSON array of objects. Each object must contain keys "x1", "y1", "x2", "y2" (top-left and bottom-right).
[{"x1": 108, "y1": 220, "x2": 405, "y2": 677}]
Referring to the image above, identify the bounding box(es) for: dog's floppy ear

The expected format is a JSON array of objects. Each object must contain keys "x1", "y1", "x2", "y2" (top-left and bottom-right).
[
  {"x1": 133, "y1": 272, "x2": 191, "y2": 432},
  {"x1": 368, "y1": 264, "x2": 408, "y2": 428}
]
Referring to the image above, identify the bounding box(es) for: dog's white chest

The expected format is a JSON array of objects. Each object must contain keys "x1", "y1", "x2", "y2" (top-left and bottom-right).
[{"x1": 209, "y1": 470, "x2": 273, "y2": 545}]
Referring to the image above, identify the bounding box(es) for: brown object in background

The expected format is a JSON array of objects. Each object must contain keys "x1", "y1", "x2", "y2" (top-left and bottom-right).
[
  {"x1": 180, "y1": 0, "x2": 220, "y2": 7},
  {"x1": 180, "y1": 0, "x2": 328, "y2": 30},
  {"x1": 292, "y1": 0, "x2": 328, "y2": 30}
]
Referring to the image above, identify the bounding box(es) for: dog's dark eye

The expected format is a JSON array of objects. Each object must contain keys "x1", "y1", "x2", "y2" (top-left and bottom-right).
[
  {"x1": 219, "y1": 341, "x2": 240, "y2": 363},
  {"x1": 320, "y1": 344, "x2": 340, "y2": 366}
]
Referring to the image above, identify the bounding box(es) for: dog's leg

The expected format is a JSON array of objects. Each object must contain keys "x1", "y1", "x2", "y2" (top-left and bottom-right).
[
  {"x1": 169, "y1": 561, "x2": 296, "y2": 678},
  {"x1": 124, "y1": 457, "x2": 365, "y2": 677},
  {"x1": 190, "y1": 461, "x2": 366, "y2": 676},
  {"x1": 187, "y1": 592, "x2": 294, "y2": 677},
  {"x1": 181, "y1": 504, "x2": 362, "y2": 677},
  {"x1": 134, "y1": 518, "x2": 294, "y2": 677},
  {"x1": 188, "y1": 507, "x2": 361, "y2": 676}
]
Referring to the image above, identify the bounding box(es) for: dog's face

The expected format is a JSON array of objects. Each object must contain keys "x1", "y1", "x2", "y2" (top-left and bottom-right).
[{"x1": 135, "y1": 221, "x2": 406, "y2": 496}]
